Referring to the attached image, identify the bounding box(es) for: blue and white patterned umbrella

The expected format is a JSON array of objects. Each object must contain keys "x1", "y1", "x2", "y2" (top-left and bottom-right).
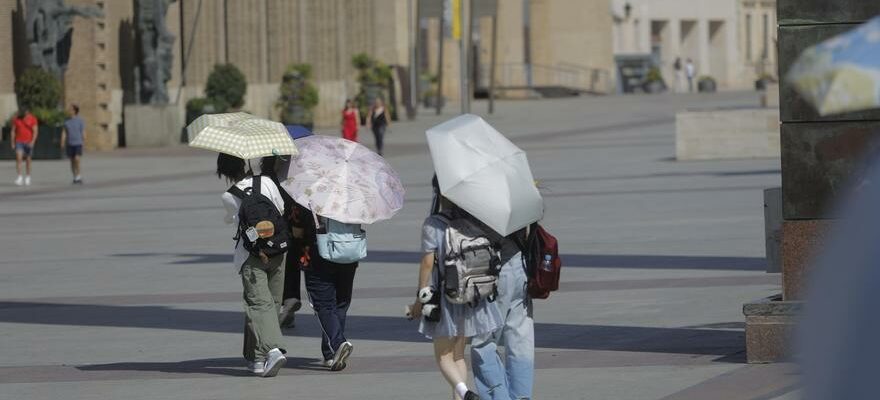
[{"x1": 787, "y1": 16, "x2": 880, "y2": 116}]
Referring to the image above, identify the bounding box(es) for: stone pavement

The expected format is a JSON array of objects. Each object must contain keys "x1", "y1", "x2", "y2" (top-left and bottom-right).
[{"x1": 0, "y1": 92, "x2": 797, "y2": 399}]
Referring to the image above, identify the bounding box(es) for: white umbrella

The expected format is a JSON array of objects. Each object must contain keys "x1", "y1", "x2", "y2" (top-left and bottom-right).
[
  {"x1": 187, "y1": 112, "x2": 298, "y2": 159},
  {"x1": 426, "y1": 114, "x2": 544, "y2": 235}
]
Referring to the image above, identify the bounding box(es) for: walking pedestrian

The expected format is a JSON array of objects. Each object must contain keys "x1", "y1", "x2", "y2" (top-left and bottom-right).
[
  {"x1": 410, "y1": 177, "x2": 503, "y2": 400},
  {"x1": 367, "y1": 97, "x2": 390, "y2": 156},
  {"x1": 298, "y1": 205, "x2": 358, "y2": 371},
  {"x1": 673, "y1": 57, "x2": 684, "y2": 93},
  {"x1": 259, "y1": 156, "x2": 302, "y2": 329},
  {"x1": 686, "y1": 58, "x2": 696, "y2": 93},
  {"x1": 61, "y1": 104, "x2": 86, "y2": 184},
  {"x1": 341, "y1": 99, "x2": 359, "y2": 142},
  {"x1": 470, "y1": 223, "x2": 535, "y2": 399},
  {"x1": 11, "y1": 107, "x2": 38, "y2": 186},
  {"x1": 219, "y1": 153, "x2": 289, "y2": 377}
]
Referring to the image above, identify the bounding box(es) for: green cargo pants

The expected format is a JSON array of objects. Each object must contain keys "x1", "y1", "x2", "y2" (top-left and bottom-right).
[{"x1": 241, "y1": 254, "x2": 286, "y2": 362}]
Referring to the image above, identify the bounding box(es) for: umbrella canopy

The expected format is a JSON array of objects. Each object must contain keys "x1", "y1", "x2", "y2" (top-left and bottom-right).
[
  {"x1": 187, "y1": 112, "x2": 298, "y2": 159},
  {"x1": 787, "y1": 16, "x2": 880, "y2": 116},
  {"x1": 426, "y1": 114, "x2": 543, "y2": 235},
  {"x1": 281, "y1": 135, "x2": 405, "y2": 224},
  {"x1": 286, "y1": 125, "x2": 313, "y2": 140}
]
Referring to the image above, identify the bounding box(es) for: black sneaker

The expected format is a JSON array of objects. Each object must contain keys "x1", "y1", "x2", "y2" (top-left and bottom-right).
[{"x1": 464, "y1": 391, "x2": 480, "y2": 400}]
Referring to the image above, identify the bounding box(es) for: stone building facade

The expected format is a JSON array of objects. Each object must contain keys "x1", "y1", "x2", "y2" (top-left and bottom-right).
[
  {"x1": 0, "y1": 0, "x2": 612, "y2": 150},
  {"x1": 0, "y1": 0, "x2": 409, "y2": 150},
  {"x1": 611, "y1": 0, "x2": 777, "y2": 90}
]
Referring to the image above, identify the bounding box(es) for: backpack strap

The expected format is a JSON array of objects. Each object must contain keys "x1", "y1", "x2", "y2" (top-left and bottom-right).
[
  {"x1": 253, "y1": 175, "x2": 263, "y2": 196},
  {"x1": 227, "y1": 185, "x2": 247, "y2": 199}
]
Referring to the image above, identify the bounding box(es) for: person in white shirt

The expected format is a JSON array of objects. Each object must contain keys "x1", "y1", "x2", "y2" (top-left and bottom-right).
[
  {"x1": 218, "y1": 153, "x2": 289, "y2": 377},
  {"x1": 685, "y1": 59, "x2": 696, "y2": 93}
]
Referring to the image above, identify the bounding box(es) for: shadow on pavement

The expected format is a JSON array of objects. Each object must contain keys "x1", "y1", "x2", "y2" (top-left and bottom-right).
[
  {"x1": 76, "y1": 356, "x2": 321, "y2": 376},
  {"x1": 0, "y1": 302, "x2": 744, "y2": 359},
  {"x1": 112, "y1": 251, "x2": 766, "y2": 271}
]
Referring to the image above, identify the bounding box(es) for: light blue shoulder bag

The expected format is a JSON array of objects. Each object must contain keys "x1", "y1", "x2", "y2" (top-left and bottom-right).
[{"x1": 313, "y1": 212, "x2": 367, "y2": 264}]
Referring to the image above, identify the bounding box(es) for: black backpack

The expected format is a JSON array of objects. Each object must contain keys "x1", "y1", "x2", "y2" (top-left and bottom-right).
[{"x1": 227, "y1": 176, "x2": 291, "y2": 259}]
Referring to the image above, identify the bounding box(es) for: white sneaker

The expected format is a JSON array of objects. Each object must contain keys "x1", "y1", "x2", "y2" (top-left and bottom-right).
[
  {"x1": 247, "y1": 360, "x2": 265, "y2": 375},
  {"x1": 262, "y1": 348, "x2": 286, "y2": 377},
  {"x1": 14, "y1": 176, "x2": 23, "y2": 186},
  {"x1": 323, "y1": 358, "x2": 347, "y2": 371},
  {"x1": 24, "y1": 176, "x2": 31, "y2": 186},
  {"x1": 330, "y1": 341, "x2": 353, "y2": 371}
]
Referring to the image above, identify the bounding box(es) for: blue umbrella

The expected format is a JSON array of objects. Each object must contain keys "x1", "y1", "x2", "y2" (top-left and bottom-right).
[{"x1": 286, "y1": 125, "x2": 313, "y2": 140}]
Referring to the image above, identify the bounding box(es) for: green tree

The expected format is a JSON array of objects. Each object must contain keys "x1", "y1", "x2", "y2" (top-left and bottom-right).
[
  {"x1": 13, "y1": 67, "x2": 66, "y2": 126},
  {"x1": 205, "y1": 64, "x2": 247, "y2": 109},
  {"x1": 351, "y1": 53, "x2": 394, "y2": 120}
]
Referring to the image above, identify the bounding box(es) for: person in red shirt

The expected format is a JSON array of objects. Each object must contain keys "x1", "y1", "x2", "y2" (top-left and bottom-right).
[
  {"x1": 341, "y1": 99, "x2": 359, "y2": 142},
  {"x1": 11, "y1": 107, "x2": 38, "y2": 186}
]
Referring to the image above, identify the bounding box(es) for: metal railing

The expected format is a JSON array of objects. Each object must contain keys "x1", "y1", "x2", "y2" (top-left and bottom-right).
[{"x1": 479, "y1": 62, "x2": 613, "y2": 95}]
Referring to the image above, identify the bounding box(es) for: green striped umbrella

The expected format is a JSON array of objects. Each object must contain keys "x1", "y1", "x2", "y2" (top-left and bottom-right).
[{"x1": 187, "y1": 112, "x2": 298, "y2": 159}]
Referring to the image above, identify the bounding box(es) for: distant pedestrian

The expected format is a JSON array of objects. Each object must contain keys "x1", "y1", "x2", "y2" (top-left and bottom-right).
[
  {"x1": 11, "y1": 107, "x2": 38, "y2": 186},
  {"x1": 219, "y1": 153, "x2": 289, "y2": 377},
  {"x1": 367, "y1": 98, "x2": 390, "y2": 156},
  {"x1": 686, "y1": 58, "x2": 696, "y2": 93},
  {"x1": 341, "y1": 99, "x2": 359, "y2": 142},
  {"x1": 62, "y1": 104, "x2": 86, "y2": 184},
  {"x1": 410, "y1": 176, "x2": 502, "y2": 400},
  {"x1": 673, "y1": 57, "x2": 684, "y2": 93}
]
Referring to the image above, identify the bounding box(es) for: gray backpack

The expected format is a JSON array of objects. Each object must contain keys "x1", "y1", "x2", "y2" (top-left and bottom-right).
[{"x1": 439, "y1": 214, "x2": 502, "y2": 305}]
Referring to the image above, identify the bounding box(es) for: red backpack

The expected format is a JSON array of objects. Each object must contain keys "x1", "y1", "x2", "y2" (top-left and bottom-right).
[{"x1": 522, "y1": 223, "x2": 562, "y2": 299}]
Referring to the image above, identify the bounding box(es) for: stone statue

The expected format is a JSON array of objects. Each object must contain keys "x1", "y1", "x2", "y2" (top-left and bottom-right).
[
  {"x1": 25, "y1": 0, "x2": 103, "y2": 80},
  {"x1": 137, "y1": 0, "x2": 176, "y2": 105}
]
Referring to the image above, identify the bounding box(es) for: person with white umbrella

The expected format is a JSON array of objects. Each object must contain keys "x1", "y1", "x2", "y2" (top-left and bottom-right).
[
  {"x1": 188, "y1": 113, "x2": 298, "y2": 377},
  {"x1": 424, "y1": 115, "x2": 543, "y2": 400}
]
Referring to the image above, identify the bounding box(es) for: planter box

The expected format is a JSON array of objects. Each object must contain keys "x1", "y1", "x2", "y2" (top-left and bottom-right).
[
  {"x1": 0, "y1": 124, "x2": 63, "y2": 160},
  {"x1": 676, "y1": 108, "x2": 780, "y2": 160},
  {"x1": 743, "y1": 294, "x2": 802, "y2": 363}
]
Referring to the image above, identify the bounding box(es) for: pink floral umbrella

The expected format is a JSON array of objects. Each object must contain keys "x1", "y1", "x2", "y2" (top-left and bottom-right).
[{"x1": 280, "y1": 135, "x2": 405, "y2": 224}]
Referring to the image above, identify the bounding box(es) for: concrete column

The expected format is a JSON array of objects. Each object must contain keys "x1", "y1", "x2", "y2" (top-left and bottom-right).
[
  {"x1": 726, "y1": 16, "x2": 739, "y2": 87},
  {"x1": 215, "y1": 0, "x2": 226, "y2": 64},
  {"x1": 637, "y1": 5, "x2": 651, "y2": 54},
  {"x1": 697, "y1": 18, "x2": 710, "y2": 78},
  {"x1": 0, "y1": 0, "x2": 17, "y2": 118},
  {"x1": 258, "y1": 0, "x2": 269, "y2": 83}
]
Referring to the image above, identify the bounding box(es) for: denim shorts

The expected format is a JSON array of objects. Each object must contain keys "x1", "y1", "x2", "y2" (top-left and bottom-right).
[
  {"x1": 14, "y1": 143, "x2": 32, "y2": 157},
  {"x1": 66, "y1": 145, "x2": 83, "y2": 158}
]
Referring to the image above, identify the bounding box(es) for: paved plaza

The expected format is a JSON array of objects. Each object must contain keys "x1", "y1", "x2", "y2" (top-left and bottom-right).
[{"x1": 0, "y1": 92, "x2": 797, "y2": 399}]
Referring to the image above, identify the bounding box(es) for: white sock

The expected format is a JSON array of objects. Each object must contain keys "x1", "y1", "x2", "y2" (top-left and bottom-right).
[{"x1": 455, "y1": 382, "x2": 469, "y2": 399}]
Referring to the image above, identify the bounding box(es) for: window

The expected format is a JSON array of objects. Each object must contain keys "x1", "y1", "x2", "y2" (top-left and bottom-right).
[
  {"x1": 762, "y1": 14, "x2": 769, "y2": 60},
  {"x1": 745, "y1": 14, "x2": 752, "y2": 61}
]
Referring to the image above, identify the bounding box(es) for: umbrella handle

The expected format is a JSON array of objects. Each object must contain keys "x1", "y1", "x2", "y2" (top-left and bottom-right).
[{"x1": 309, "y1": 203, "x2": 321, "y2": 229}]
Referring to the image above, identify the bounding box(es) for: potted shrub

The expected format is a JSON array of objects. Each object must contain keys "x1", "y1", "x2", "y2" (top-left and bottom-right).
[
  {"x1": 697, "y1": 76, "x2": 717, "y2": 93},
  {"x1": 642, "y1": 67, "x2": 666, "y2": 94},
  {"x1": 184, "y1": 64, "x2": 247, "y2": 132},
  {"x1": 755, "y1": 73, "x2": 776, "y2": 91},
  {"x1": 352, "y1": 53, "x2": 394, "y2": 124},
  {"x1": 419, "y1": 73, "x2": 444, "y2": 108},
  {"x1": 276, "y1": 63, "x2": 319, "y2": 130},
  {"x1": 9, "y1": 67, "x2": 65, "y2": 159}
]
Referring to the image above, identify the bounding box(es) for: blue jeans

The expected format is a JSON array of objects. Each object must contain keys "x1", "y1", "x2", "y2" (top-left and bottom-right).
[{"x1": 471, "y1": 256, "x2": 535, "y2": 400}]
